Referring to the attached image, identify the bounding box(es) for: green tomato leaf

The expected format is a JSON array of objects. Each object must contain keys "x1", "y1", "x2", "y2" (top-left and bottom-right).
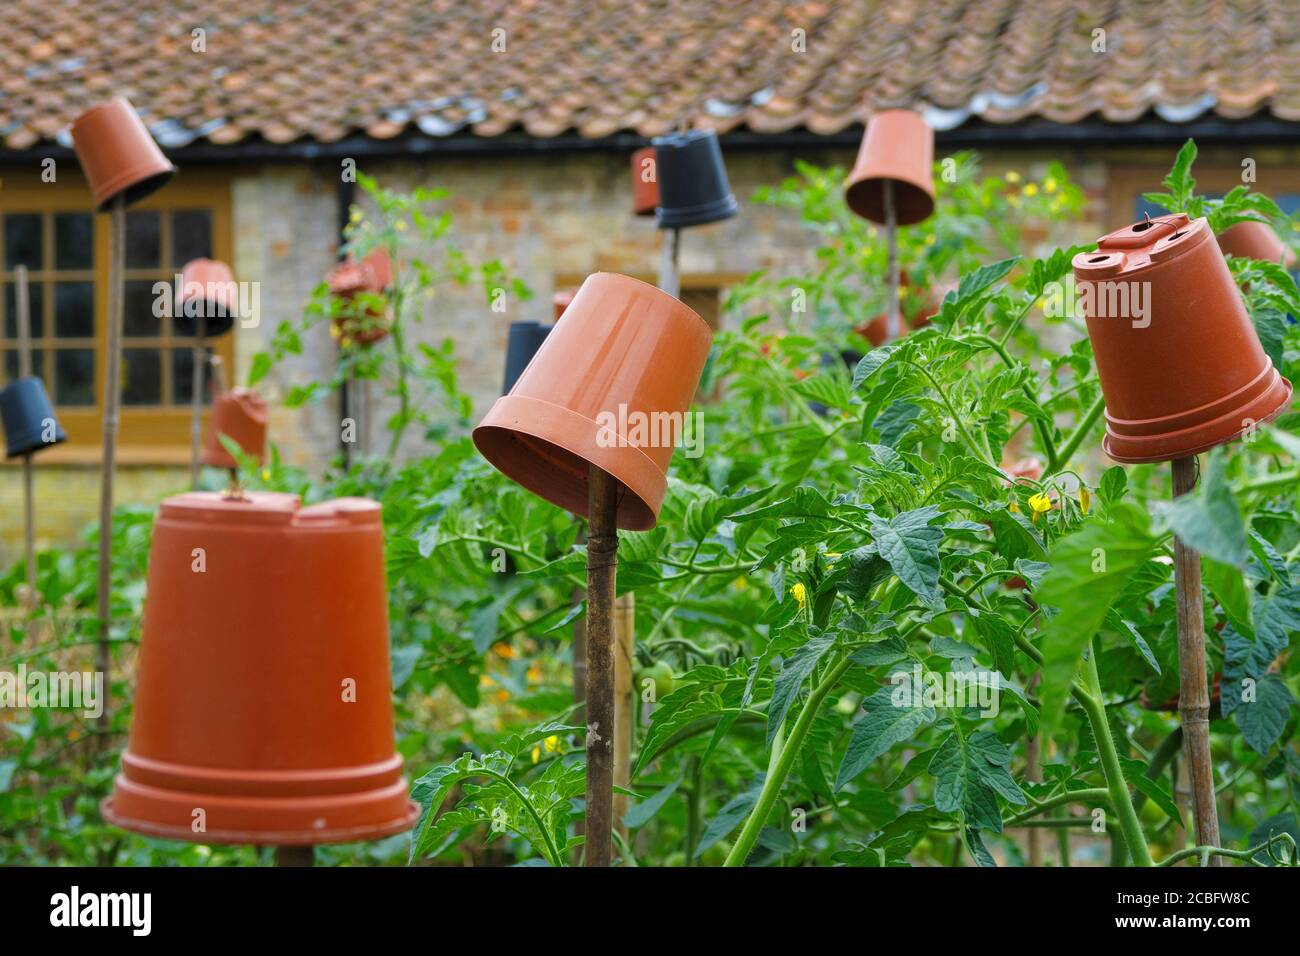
[
  {"x1": 836, "y1": 678, "x2": 937, "y2": 791},
  {"x1": 870, "y1": 505, "x2": 944, "y2": 604},
  {"x1": 928, "y1": 728, "x2": 1026, "y2": 833},
  {"x1": 1159, "y1": 449, "x2": 1247, "y2": 567}
]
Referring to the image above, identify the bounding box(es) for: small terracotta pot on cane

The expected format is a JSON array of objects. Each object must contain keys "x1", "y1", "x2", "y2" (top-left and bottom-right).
[
  {"x1": 329, "y1": 249, "x2": 392, "y2": 346},
  {"x1": 473, "y1": 272, "x2": 712, "y2": 530},
  {"x1": 102, "y1": 492, "x2": 418, "y2": 845},
  {"x1": 844, "y1": 110, "x2": 936, "y2": 226},
  {"x1": 1072, "y1": 214, "x2": 1293, "y2": 463},
  {"x1": 201, "y1": 389, "x2": 268, "y2": 469},
  {"x1": 69, "y1": 97, "x2": 175, "y2": 211},
  {"x1": 1216, "y1": 220, "x2": 1296, "y2": 268},
  {"x1": 631, "y1": 147, "x2": 659, "y2": 217}
]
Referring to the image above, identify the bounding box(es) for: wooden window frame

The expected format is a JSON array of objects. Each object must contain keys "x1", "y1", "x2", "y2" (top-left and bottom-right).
[{"x1": 0, "y1": 169, "x2": 233, "y2": 465}]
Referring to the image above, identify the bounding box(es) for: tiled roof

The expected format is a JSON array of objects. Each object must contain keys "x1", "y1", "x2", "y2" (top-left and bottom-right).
[{"x1": 1, "y1": 0, "x2": 1297, "y2": 151}]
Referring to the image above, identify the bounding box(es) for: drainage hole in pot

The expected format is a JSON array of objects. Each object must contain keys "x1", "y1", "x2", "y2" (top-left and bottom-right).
[
  {"x1": 1131, "y1": 221, "x2": 1153, "y2": 232},
  {"x1": 1087, "y1": 255, "x2": 1110, "y2": 263},
  {"x1": 1167, "y1": 231, "x2": 1185, "y2": 241}
]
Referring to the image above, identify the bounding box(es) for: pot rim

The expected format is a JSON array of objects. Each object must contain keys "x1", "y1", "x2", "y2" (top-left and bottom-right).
[{"x1": 655, "y1": 192, "x2": 739, "y2": 229}]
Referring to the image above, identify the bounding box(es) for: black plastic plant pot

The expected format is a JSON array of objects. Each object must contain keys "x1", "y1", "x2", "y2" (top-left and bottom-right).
[
  {"x1": 0, "y1": 377, "x2": 67, "y2": 458},
  {"x1": 502, "y1": 321, "x2": 551, "y2": 395},
  {"x1": 809, "y1": 351, "x2": 864, "y2": 418},
  {"x1": 652, "y1": 130, "x2": 739, "y2": 230}
]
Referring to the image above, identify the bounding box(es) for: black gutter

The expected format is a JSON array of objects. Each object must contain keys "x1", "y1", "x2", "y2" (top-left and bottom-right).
[{"x1": 2, "y1": 115, "x2": 1296, "y2": 165}]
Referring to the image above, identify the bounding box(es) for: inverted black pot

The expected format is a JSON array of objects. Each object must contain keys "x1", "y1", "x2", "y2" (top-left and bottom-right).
[
  {"x1": 173, "y1": 299, "x2": 236, "y2": 338},
  {"x1": 652, "y1": 130, "x2": 738, "y2": 230},
  {"x1": 502, "y1": 321, "x2": 552, "y2": 394},
  {"x1": 1, "y1": 376, "x2": 67, "y2": 458},
  {"x1": 809, "y1": 350, "x2": 863, "y2": 418}
]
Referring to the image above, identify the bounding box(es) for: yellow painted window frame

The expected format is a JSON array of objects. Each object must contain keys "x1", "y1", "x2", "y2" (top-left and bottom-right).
[{"x1": 0, "y1": 169, "x2": 233, "y2": 465}]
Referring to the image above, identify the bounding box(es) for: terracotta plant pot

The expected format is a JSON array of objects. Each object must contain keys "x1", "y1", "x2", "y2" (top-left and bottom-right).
[
  {"x1": 328, "y1": 249, "x2": 392, "y2": 346},
  {"x1": 1216, "y1": 220, "x2": 1296, "y2": 268},
  {"x1": 474, "y1": 272, "x2": 711, "y2": 530},
  {"x1": 502, "y1": 321, "x2": 552, "y2": 394},
  {"x1": 102, "y1": 492, "x2": 418, "y2": 845},
  {"x1": 201, "y1": 388, "x2": 268, "y2": 469},
  {"x1": 854, "y1": 276, "x2": 940, "y2": 346},
  {"x1": 631, "y1": 146, "x2": 659, "y2": 217},
  {"x1": 652, "y1": 130, "x2": 738, "y2": 230},
  {"x1": 1073, "y1": 214, "x2": 1293, "y2": 463},
  {"x1": 844, "y1": 110, "x2": 935, "y2": 226},
  {"x1": 175, "y1": 258, "x2": 238, "y2": 337},
  {"x1": 69, "y1": 97, "x2": 176, "y2": 211},
  {"x1": 553, "y1": 288, "x2": 576, "y2": 321},
  {"x1": 1141, "y1": 673, "x2": 1222, "y2": 713},
  {"x1": 0, "y1": 377, "x2": 66, "y2": 458}
]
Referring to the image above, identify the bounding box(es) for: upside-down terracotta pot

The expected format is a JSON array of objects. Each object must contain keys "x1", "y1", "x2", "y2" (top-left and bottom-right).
[
  {"x1": 1216, "y1": 220, "x2": 1296, "y2": 268},
  {"x1": 201, "y1": 388, "x2": 268, "y2": 469},
  {"x1": 69, "y1": 97, "x2": 176, "y2": 211},
  {"x1": 844, "y1": 109, "x2": 935, "y2": 226},
  {"x1": 328, "y1": 249, "x2": 392, "y2": 345},
  {"x1": 1073, "y1": 214, "x2": 1293, "y2": 463},
  {"x1": 855, "y1": 274, "x2": 939, "y2": 346},
  {"x1": 175, "y1": 258, "x2": 238, "y2": 337},
  {"x1": 474, "y1": 272, "x2": 711, "y2": 530},
  {"x1": 502, "y1": 321, "x2": 552, "y2": 394},
  {"x1": 652, "y1": 130, "x2": 738, "y2": 230},
  {"x1": 102, "y1": 492, "x2": 418, "y2": 845},
  {"x1": 0, "y1": 377, "x2": 66, "y2": 458},
  {"x1": 631, "y1": 146, "x2": 659, "y2": 217},
  {"x1": 553, "y1": 288, "x2": 576, "y2": 321}
]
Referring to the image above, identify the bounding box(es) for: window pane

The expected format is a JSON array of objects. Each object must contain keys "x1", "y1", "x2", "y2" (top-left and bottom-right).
[
  {"x1": 124, "y1": 279, "x2": 165, "y2": 336},
  {"x1": 4, "y1": 213, "x2": 43, "y2": 270},
  {"x1": 54, "y1": 213, "x2": 93, "y2": 270},
  {"x1": 3, "y1": 348, "x2": 45, "y2": 384},
  {"x1": 122, "y1": 348, "x2": 162, "y2": 405},
  {"x1": 171, "y1": 346, "x2": 214, "y2": 405},
  {"x1": 54, "y1": 281, "x2": 94, "y2": 337},
  {"x1": 125, "y1": 211, "x2": 161, "y2": 268},
  {"x1": 171, "y1": 210, "x2": 213, "y2": 266},
  {"x1": 54, "y1": 349, "x2": 95, "y2": 405},
  {"x1": 3, "y1": 281, "x2": 44, "y2": 339}
]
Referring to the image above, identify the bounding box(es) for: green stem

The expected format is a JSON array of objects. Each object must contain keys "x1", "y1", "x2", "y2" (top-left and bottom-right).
[
  {"x1": 1157, "y1": 832, "x2": 1297, "y2": 867},
  {"x1": 1003, "y1": 788, "x2": 1110, "y2": 827},
  {"x1": 1080, "y1": 639, "x2": 1153, "y2": 866},
  {"x1": 478, "y1": 768, "x2": 564, "y2": 867},
  {"x1": 912, "y1": 361, "x2": 997, "y2": 469},
  {"x1": 967, "y1": 334, "x2": 1059, "y2": 471},
  {"x1": 723, "y1": 656, "x2": 852, "y2": 867},
  {"x1": 384, "y1": 273, "x2": 411, "y2": 460},
  {"x1": 1054, "y1": 393, "x2": 1105, "y2": 469}
]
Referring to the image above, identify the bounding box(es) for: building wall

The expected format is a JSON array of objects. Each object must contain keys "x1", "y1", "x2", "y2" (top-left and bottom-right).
[{"x1": 5, "y1": 139, "x2": 1293, "y2": 564}]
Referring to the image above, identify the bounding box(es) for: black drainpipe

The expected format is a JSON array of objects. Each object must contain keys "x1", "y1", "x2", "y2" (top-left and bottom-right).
[{"x1": 336, "y1": 175, "x2": 355, "y2": 468}]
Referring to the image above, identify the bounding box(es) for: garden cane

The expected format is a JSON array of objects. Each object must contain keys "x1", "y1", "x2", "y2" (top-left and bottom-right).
[
  {"x1": 190, "y1": 313, "x2": 206, "y2": 489},
  {"x1": 883, "y1": 180, "x2": 900, "y2": 342},
  {"x1": 1171, "y1": 455, "x2": 1221, "y2": 862},
  {"x1": 15, "y1": 267, "x2": 37, "y2": 601}
]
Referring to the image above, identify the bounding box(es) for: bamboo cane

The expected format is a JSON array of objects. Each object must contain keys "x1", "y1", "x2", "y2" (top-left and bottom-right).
[
  {"x1": 15, "y1": 266, "x2": 37, "y2": 600},
  {"x1": 189, "y1": 314, "x2": 206, "y2": 489},
  {"x1": 96, "y1": 195, "x2": 126, "y2": 734},
  {"x1": 584, "y1": 464, "x2": 619, "y2": 867},
  {"x1": 1171, "y1": 455, "x2": 1222, "y2": 864},
  {"x1": 274, "y1": 846, "x2": 314, "y2": 867},
  {"x1": 612, "y1": 592, "x2": 635, "y2": 839},
  {"x1": 884, "y1": 180, "x2": 900, "y2": 342}
]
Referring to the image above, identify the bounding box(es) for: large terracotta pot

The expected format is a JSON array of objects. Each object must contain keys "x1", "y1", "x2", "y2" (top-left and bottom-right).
[
  {"x1": 1216, "y1": 220, "x2": 1296, "y2": 268},
  {"x1": 502, "y1": 321, "x2": 551, "y2": 394},
  {"x1": 175, "y1": 258, "x2": 238, "y2": 337},
  {"x1": 474, "y1": 272, "x2": 711, "y2": 530},
  {"x1": 0, "y1": 377, "x2": 66, "y2": 458},
  {"x1": 631, "y1": 146, "x2": 659, "y2": 217},
  {"x1": 102, "y1": 492, "x2": 418, "y2": 845},
  {"x1": 1073, "y1": 214, "x2": 1293, "y2": 463},
  {"x1": 201, "y1": 388, "x2": 268, "y2": 469},
  {"x1": 328, "y1": 249, "x2": 392, "y2": 346},
  {"x1": 844, "y1": 109, "x2": 935, "y2": 226},
  {"x1": 652, "y1": 130, "x2": 738, "y2": 230},
  {"x1": 69, "y1": 97, "x2": 176, "y2": 211}
]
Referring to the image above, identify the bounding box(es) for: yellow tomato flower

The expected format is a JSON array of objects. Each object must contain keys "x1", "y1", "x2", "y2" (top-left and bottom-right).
[
  {"x1": 791, "y1": 582, "x2": 807, "y2": 611},
  {"x1": 1044, "y1": 176, "x2": 1058, "y2": 194},
  {"x1": 493, "y1": 644, "x2": 516, "y2": 659},
  {"x1": 544, "y1": 735, "x2": 560, "y2": 753},
  {"x1": 531, "y1": 746, "x2": 541, "y2": 764},
  {"x1": 1080, "y1": 487, "x2": 1092, "y2": 515},
  {"x1": 494, "y1": 689, "x2": 510, "y2": 703},
  {"x1": 1028, "y1": 492, "x2": 1053, "y2": 523},
  {"x1": 1009, "y1": 501, "x2": 1021, "y2": 514},
  {"x1": 395, "y1": 219, "x2": 407, "y2": 231},
  {"x1": 1024, "y1": 183, "x2": 1039, "y2": 197},
  {"x1": 261, "y1": 469, "x2": 271, "y2": 481},
  {"x1": 1005, "y1": 170, "x2": 1021, "y2": 183}
]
